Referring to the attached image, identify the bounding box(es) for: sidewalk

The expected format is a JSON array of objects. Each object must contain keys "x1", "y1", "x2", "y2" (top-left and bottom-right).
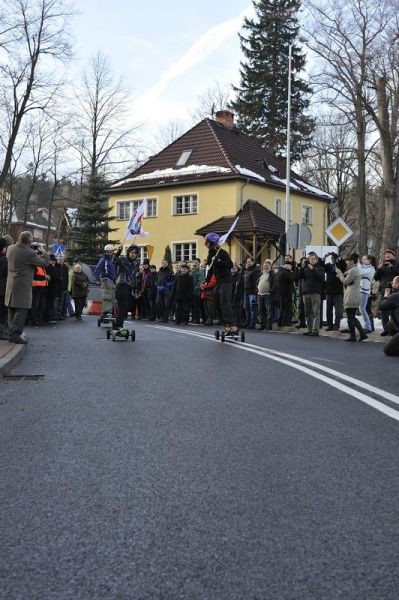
[{"x1": 0, "y1": 340, "x2": 27, "y2": 377}]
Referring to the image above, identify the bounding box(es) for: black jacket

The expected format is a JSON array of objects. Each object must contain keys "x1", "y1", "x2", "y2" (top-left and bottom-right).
[
  {"x1": 298, "y1": 264, "x2": 325, "y2": 295},
  {"x1": 374, "y1": 260, "x2": 399, "y2": 292},
  {"x1": 243, "y1": 264, "x2": 261, "y2": 293},
  {"x1": 379, "y1": 290, "x2": 399, "y2": 328},
  {"x1": 172, "y1": 272, "x2": 193, "y2": 300},
  {"x1": 0, "y1": 254, "x2": 7, "y2": 297},
  {"x1": 323, "y1": 258, "x2": 346, "y2": 295},
  {"x1": 47, "y1": 263, "x2": 63, "y2": 297},
  {"x1": 206, "y1": 247, "x2": 232, "y2": 284},
  {"x1": 276, "y1": 267, "x2": 294, "y2": 297}
]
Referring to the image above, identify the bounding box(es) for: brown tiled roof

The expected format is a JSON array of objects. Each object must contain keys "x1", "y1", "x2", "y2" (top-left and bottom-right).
[
  {"x1": 109, "y1": 119, "x2": 334, "y2": 202},
  {"x1": 195, "y1": 200, "x2": 285, "y2": 239}
]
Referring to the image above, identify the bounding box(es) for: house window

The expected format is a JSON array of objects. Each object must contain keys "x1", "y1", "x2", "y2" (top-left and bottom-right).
[
  {"x1": 302, "y1": 205, "x2": 313, "y2": 225},
  {"x1": 117, "y1": 198, "x2": 157, "y2": 219},
  {"x1": 139, "y1": 246, "x2": 148, "y2": 263},
  {"x1": 146, "y1": 198, "x2": 157, "y2": 217},
  {"x1": 176, "y1": 149, "x2": 193, "y2": 167},
  {"x1": 33, "y1": 228, "x2": 43, "y2": 240},
  {"x1": 117, "y1": 201, "x2": 131, "y2": 219},
  {"x1": 275, "y1": 198, "x2": 282, "y2": 217},
  {"x1": 173, "y1": 194, "x2": 198, "y2": 215},
  {"x1": 173, "y1": 242, "x2": 197, "y2": 262}
]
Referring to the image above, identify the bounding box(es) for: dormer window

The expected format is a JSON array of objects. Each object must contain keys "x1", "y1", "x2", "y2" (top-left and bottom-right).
[{"x1": 175, "y1": 149, "x2": 193, "y2": 168}]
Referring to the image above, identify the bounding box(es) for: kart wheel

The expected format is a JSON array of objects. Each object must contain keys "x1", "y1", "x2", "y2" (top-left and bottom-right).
[
  {"x1": 97, "y1": 318, "x2": 101, "y2": 327},
  {"x1": 221, "y1": 331, "x2": 225, "y2": 343},
  {"x1": 106, "y1": 329, "x2": 111, "y2": 339},
  {"x1": 215, "y1": 330, "x2": 220, "y2": 340},
  {"x1": 131, "y1": 330, "x2": 135, "y2": 341},
  {"x1": 240, "y1": 331, "x2": 245, "y2": 342}
]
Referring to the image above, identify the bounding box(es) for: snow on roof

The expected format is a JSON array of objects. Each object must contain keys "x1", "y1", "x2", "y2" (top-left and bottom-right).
[
  {"x1": 270, "y1": 175, "x2": 301, "y2": 190},
  {"x1": 111, "y1": 164, "x2": 232, "y2": 187},
  {"x1": 293, "y1": 179, "x2": 335, "y2": 200},
  {"x1": 235, "y1": 164, "x2": 265, "y2": 182}
]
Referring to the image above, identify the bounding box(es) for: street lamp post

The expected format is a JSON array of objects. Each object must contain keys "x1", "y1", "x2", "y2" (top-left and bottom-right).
[{"x1": 285, "y1": 44, "x2": 292, "y2": 255}]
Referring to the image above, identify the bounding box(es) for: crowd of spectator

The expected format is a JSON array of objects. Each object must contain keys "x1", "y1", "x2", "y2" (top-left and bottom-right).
[{"x1": 1, "y1": 232, "x2": 398, "y2": 356}]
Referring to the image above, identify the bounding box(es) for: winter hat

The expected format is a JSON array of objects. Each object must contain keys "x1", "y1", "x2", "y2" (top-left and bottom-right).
[
  {"x1": 205, "y1": 232, "x2": 220, "y2": 245},
  {"x1": 384, "y1": 248, "x2": 396, "y2": 257},
  {"x1": 49, "y1": 254, "x2": 56, "y2": 260}
]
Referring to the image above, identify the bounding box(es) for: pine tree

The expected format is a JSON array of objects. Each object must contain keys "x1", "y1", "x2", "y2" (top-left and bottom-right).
[
  {"x1": 163, "y1": 245, "x2": 172, "y2": 267},
  {"x1": 72, "y1": 174, "x2": 118, "y2": 263},
  {"x1": 231, "y1": 0, "x2": 314, "y2": 161}
]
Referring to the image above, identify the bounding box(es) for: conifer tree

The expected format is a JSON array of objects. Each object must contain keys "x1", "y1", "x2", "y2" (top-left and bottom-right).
[
  {"x1": 72, "y1": 174, "x2": 118, "y2": 263},
  {"x1": 163, "y1": 245, "x2": 173, "y2": 268},
  {"x1": 231, "y1": 0, "x2": 314, "y2": 161}
]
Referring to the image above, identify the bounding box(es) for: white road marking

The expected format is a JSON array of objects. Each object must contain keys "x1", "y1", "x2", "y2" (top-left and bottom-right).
[{"x1": 150, "y1": 326, "x2": 399, "y2": 423}]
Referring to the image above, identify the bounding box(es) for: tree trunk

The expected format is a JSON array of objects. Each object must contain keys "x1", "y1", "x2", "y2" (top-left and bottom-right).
[
  {"x1": 375, "y1": 76, "x2": 399, "y2": 253},
  {"x1": 355, "y1": 98, "x2": 368, "y2": 254}
]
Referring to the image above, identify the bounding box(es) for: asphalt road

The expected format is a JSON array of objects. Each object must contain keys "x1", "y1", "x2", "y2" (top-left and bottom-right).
[{"x1": 1, "y1": 317, "x2": 399, "y2": 600}]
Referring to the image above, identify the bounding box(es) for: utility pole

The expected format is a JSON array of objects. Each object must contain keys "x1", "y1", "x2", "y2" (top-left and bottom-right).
[{"x1": 285, "y1": 44, "x2": 292, "y2": 255}]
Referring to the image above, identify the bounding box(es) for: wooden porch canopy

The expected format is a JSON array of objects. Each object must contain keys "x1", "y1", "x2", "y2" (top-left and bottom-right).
[{"x1": 195, "y1": 200, "x2": 285, "y2": 261}]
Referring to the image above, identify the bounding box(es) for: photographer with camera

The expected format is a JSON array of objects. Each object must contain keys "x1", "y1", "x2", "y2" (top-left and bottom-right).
[
  {"x1": 323, "y1": 252, "x2": 346, "y2": 331},
  {"x1": 374, "y1": 248, "x2": 399, "y2": 336},
  {"x1": 379, "y1": 276, "x2": 399, "y2": 356},
  {"x1": 297, "y1": 252, "x2": 325, "y2": 336}
]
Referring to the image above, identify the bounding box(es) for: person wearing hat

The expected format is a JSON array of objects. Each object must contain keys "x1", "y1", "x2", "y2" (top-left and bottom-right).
[
  {"x1": 374, "y1": 248, "x2": 399, "y2": 335},
  {"x1": 204, "y1": 232, "x2": 237, "y2": 334},
  {"x1": 114, "y1": 245, "x2": 140, "y2": 328},
  {"x1": 5, "y1": 231, "x2": 49, "y2": 343}
]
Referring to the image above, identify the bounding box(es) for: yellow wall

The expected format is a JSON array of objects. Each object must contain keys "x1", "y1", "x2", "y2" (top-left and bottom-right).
[{"x1": 108, "y1": 180, "x2": 328, "y2": 265}]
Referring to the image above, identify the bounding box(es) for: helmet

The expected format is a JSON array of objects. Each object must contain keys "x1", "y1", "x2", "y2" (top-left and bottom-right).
[
  {"x1": 104, "y1": 244, "x2": 114, "y2": 252},
  {"x1": 205, "y1": 232, "x2": 220, "y2": 245}
]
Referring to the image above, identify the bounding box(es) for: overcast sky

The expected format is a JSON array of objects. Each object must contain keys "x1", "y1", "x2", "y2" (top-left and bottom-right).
[{"x1": 72, "y1": 0, "x2": 254, "y2": 150}]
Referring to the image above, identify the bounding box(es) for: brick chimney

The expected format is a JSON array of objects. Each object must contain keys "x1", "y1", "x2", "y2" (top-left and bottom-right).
[{"x1": 215, "y1": 110, "x2": 235, "y2": 129}]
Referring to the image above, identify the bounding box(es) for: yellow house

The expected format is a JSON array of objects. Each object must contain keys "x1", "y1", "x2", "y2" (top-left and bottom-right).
[{"x1": 107, "y1": 111, "x2": 333, "y2": 265}]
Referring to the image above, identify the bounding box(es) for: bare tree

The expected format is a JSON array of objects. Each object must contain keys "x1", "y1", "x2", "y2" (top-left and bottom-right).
[
  {"x1": 191, "y1": 81, "x2": 232, "y2": 122},
  {"x1": 0, "y1": 0, "x2": 73, "y2": 190},
  {"x1": 304, "y1": 0, "x2": 385, "y2": 253},
  {"x1": 154, "y1": 119, "x2": 187, "y2": 150},
  {"x1": 71, "y1": 52, "x2": 139, "y2": 180}
]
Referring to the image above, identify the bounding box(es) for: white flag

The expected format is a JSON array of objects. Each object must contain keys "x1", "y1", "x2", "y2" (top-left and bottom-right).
[{"x1": 219, "y1": 217, "x2": 239, "y2": 245}]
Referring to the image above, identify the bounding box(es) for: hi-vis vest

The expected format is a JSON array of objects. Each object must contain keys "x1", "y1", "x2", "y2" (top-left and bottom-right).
[{"x1": 32, "y1": 266, "x2": 47, "y2": 287}]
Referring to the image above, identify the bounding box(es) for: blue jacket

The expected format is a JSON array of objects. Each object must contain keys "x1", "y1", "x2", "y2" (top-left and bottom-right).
[{"x1": 93, "y1": 255, "x2": 116, "y2": 282}]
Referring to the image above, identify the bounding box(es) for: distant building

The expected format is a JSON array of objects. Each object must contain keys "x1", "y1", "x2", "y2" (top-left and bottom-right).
[{"x1": 107, "y1": 111, "x2": 333, "y2": 265}]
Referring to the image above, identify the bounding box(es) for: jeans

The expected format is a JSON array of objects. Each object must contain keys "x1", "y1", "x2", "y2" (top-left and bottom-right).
[
  {"x1": 360, "y1": 292, "x2": 372, "y2": 331},
  {"x1": 156, "y1": 290, "x2": 171, "y2": 321},
  {"x1": 346, "y1": 307, "x2": 365, "y2": 339},
  {"x1": 303, "y1": 293, "x2": 321, "y2": 333},
  {"x1": 62, "y1": 291, "x2": 75, "y2": 316},
  {"x1": 258, "y1": 294, "x2": 273, "y2": 329},
  {"x1": 243, "y1": 293, "x2": 257, "y2": 326}
]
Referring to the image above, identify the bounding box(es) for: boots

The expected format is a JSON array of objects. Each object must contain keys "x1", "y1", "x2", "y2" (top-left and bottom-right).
[{"x1": 355, "y1": 318, "x2": 368, "y2": 342}]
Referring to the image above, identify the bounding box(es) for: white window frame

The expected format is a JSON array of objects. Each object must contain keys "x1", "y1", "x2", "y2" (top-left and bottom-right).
[
  {"x1": 116, "y1": 198, "x2": 158, "y2": 220},
  {"x1": 172, "y1": 193, "x2": 198, "y2": 216},
  {"x1": 275, "y1": 198, "x2": 282, "y2": 218},
  {"x1": 172, "y1": 241, "x2": 197, "y2": 263},
  {"x1": 302, "y1": 204, "x2": 313, "y2": 225}
]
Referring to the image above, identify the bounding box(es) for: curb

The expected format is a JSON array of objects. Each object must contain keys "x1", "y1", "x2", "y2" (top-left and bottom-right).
[{"x1": 0, "y1": 344, "x2": 27, "y2": 377}]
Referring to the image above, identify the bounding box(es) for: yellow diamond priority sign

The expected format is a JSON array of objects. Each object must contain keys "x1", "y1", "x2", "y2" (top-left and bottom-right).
[{"x1": 325, "y1": 217, "x2": 353, "y2": 246}]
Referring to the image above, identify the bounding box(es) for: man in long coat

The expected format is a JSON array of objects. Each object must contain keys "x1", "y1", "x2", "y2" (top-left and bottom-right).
[{"x1": 5, "y1": 231, "x2": 49, "y2": 344}]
